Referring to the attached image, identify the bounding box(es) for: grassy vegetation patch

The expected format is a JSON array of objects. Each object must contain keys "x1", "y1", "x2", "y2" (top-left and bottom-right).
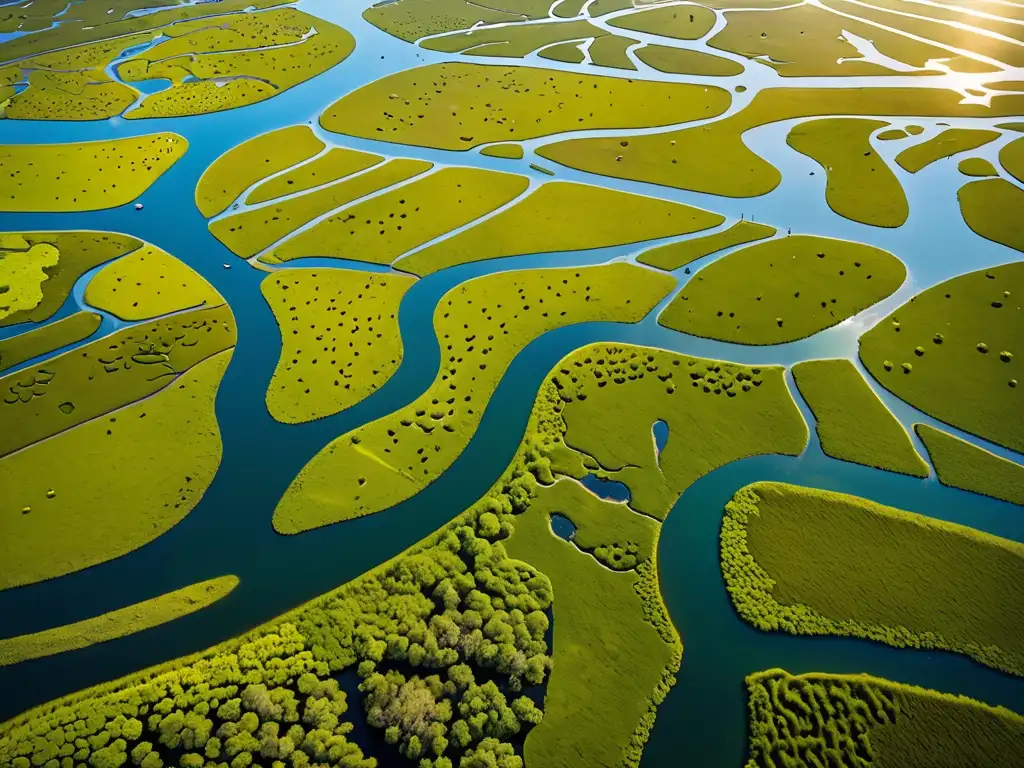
[
  {"x1": 878, "y1": 128, "x2": 909, "y2": 140},
  {"x1": 787, "y1": 118, "x2": 908, "y2": 227},
  {"x1": 263, "y1": 167, "x2": 529, "y2": 266},
  {"x1": 608, "y1": 4, "x2": 716, "y2": 39},
  {"x1": 708, "y1": 3, "x2": 957, "y2": 76},
  {"x1": 958, "y1": 157, "x2": 998, "y2": 177},
  {"x1": 210, "y1": 159, "x2": 432, "y2": 260},
  {"x1": 895, "y1": 127, "x2": 1001, "y2": 173},
  {"x1": 261, "y1": 268, "x2": 415, "y2": 424},
  {"x1": 0, "y1": 349, "x2": 233, "y2": 590},
  {"x1": 792, "y1": 358, "x2": 928, "y2": 476},
  {"x1": 587, "y1": 34, "x2": 639, "y2": 70},
  {"x1": 272, "y1": 263, "x2": 676, "y2": 534},
  {"x1": 538, "y1": 40, "x2": 585, "y2": 64},
  {"x1": 119, "y1": 9, "x2": 355, "y2": 119},
  {"x1": 660, "y1": 235, "x2": 906, "y2": 345},
  {"x1": 859, "y1": 261, "x2": 1022, "y2": 452},
  {"x1": 1, "y1": 134, "x2": 187, "y2": 212},
  {"x1": 246, "y1": 147, "x2": 383, "y2": 206},
  {"x1": 537, "y1": 88, "x2": 1024, "y2": 197},
  {"x1": 1001, "y1": 135, "x2": 1024, "y2": 183},
  {"x1": 635, "y1": 44, "x2": 745, "y2": 76},
  {"x1": 480, "y1": 143, "x2": 525, "y2": 160},
  {"x1": 423, "y1": 18, "x2": 606, "y2": 57},
  {"x1": 0, "y1": 231, "x2": 141, "y2": 327},
  {"x1": 85, "y1": 245, "x2": 224, "y2": 321},
  {"x1": 0, "y1": 303, "x2": 235, "y2": 459},
  {"x1": 320, "y1": 62, "x2": 732, "y2": 151},
  {"x1": 722, "y1": 482, "x2": 1024, "y2": 675},
  {"x1": 0, "y1": 576, "x2": 239, "y2": 667},
  {"x1": 916, "y1": 423, "x2": 1024, "y2": 506},
  {"x1": 958, "y1": 177, "x2": 1024, "y2": 252},
  {"x1": 396, "y1": 180, "x2": 724, "y2": 276},
  {"x1": 0, "y1": 312, "x2": 101, "y2": 374},
  {"x1": 638, "y1": 221, "x2": 775, "y2": 272},
  {"x1": 363, "y1": 0, "x2": 530, "y2": 42},
  {"x1": 195, "y1": 126, "x2": 325, "y2": 218},
  {"x1": 746, "y1": 669, "x2": 1024, "y2": 768}
]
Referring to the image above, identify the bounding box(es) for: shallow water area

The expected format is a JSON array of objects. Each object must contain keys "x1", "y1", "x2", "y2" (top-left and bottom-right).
[{"x1": 0, "y1": 0, "x2": 1022, "y2": 765}]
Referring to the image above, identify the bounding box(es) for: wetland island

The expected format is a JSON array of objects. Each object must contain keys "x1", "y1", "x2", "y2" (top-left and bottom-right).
[{"x1": 0, "y1": 0, "x2": 1022, "y2": 766}]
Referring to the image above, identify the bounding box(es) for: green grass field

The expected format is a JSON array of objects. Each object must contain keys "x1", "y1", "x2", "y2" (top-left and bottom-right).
[
  {"x1": 0, "y1": 576, "x2": 239, "y2": 666},
  {"x1": 745, "y1": 669, "x2": 1024, "y2": 768},
  {"x1": 895, "y1": 128, "x2": 1001, "y2": 173},
  {"x1": 659, "y1": 235, "x2": 906, "y2": 344},
  {"x1": 915, "y1": 423, "x2": 1024, "y2": 506},
  {"x1": 1001, "y1": 136, "x2": 1024, "y2": 183},
  {"x1": 272, "y1": 263, "x2": 676, "y2": 534},
  {"x1": 396, "y1": 180, "x2": 724, "y2": 275},
  {"x1": 263, "y1": 166, "x2": 529, "y2": 266},
  {"x1": 608, "y1": 4, "x2": 716, "y2": 39},
  {"x1": 261, "y1": 268, "x2": 416, "y2": 424},
  {"x1": 537, "y1": 88, "x2": 1024, "y2": 197},
  {"x1": 859, "y1": 261, "x2": 1022, "y2": 452},
  {"x1": 195, "y1": 125, "x2": 325, "y2": 218},
  {"x1": 639, "y1": 221, "x2": 775, "y2": 272},
  {"x1": 246, "y1": 147, "x2": 383, "y2": 206},
  {"x1": 958, "y1": 157, "x2": 998, "y2": 177},
  {"x1": 422, "y1": 18, "x2": 606, "y2": 58},
  {"x1": 0, "y1": 312, "x2": 100, "y2": 373},
  {"x1": 320, "y1": 62, "x2": 732, "y2": 151},
  {"x1": 792, "y1": 358, "x2": 928, "y2": 476},
  {"x1": 959, "y1": 177, "x2": 1024, "y2": 252},
  {"x1": 480, "y1": 143, "x2": 525, "y2": 160},
  {"x1": 787, "y1": 118, "x2": 909, "y2": 227},
  {"x1": 635, "y1": 45, "x2": 745, "y2": 76},
  {"x1": 1, "y1": 135, "x2": 187, "y2": 212},
  {"x1": 587, "y1": 34, "x2": 639, "y2": 70},
  {"x1": 722, "y1": 482, "x2": 1024, "y2": 675},
  {"x1": 363, "y1": 0, "x2": 538, "y2": 42}
]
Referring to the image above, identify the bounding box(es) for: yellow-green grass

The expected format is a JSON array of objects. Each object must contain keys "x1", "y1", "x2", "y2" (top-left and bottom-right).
[
  {"x1": 587, "y1": 34, "x2": 639, "y2": 70},
  {"x1": 859, "y1": 261, "x2": 1022, "y2": 452},
  {"x1": 0, "y1": 231, "x2": 141, "y2": 327},
  {"x1": 0, "y1": 576, "x2": 239, "y2": 666},
  {"x1": 555, "y1": 345, "x2": 808, "y2": 518},
  {"x1": 863, "y1": 0, "x2": 1024, "y2": 37},
  {"x1": 261, "y1": 268, "x2": 415, "y2": 424},
  {"x1": 878, "y1": 127, "x2": 909, "y2": 140},
  {"x1": 635, "y1": 44, "x2": 744, "y2": 76},
  {"x1": 505, "y1": 488, "x2": 677, "y2": 768},
  {"x1": 895, "y1": 127, "x2": 1001, "y2": 173},
  {"x1": 745, "y1": 669, "x2": 1024, "y2": 768},
  {"x1": 554, "y1": 0, "x2": 589, "y2": 18},
  {"x1": 722, "y1": 481, "x2": 1024, "y2": 675},
  {"x1": 320, "y1": 62, "x2": 732, "y2": 151},
  {"x1": 262, "y1": 166, "x2": 529, "y2": 266},
  {"x1": 0, "y1": 62, "x2": 137, "y2": 121},
  {"x1": 823, "y1": 0, "x2": 1024, "y2": 68},
  {"x1": 246, "y1": 147, "x2": 383, "y2": 205},
  {"x1": 0, "y1": 241, "x2": 58, "y2": 322},
  {"x1": 537, "y1": 88, "x2": 1024, "y2": 197},
  {"x1": 85, "y1": 244, "x2": 223, "y2": 321},
  {"x1": 608, "y1": 4, "x2": 716, "y2": 39},
  {"x1": 958, "y1": 177, "x2": 1024, "y2": 252},
  {"x1": 210, "y1": 159, "x2": 432, "y2": 259},
  {"x1": 0, "y1": 134, "x2": 187, "y2": 212},
  {"x1": 120, "y1": 10, "x2": 355, "y2": 119},
  {"x1": 0, "y1": 312, "x2": 101, "y2": 374},
  {"x1": 787, "y1": 118, "x2": 909, "y2": 227},
  {"x1": 1001, "y1": 135, "x2": 1024, "y2": 183},
  {"x1": 959, "y1": 156, "x2": 998, "y2": 176},
  {"x1": 423, "y1": 18, "x2": 606, "y2": 57},
  {"x1": 363, "y1": 0, "x2": 527, "y2": 42},
  {"x1": 916, "y1": 423, "x2": 1024, "y2": 506},
  {"x1": 907, "y1": 124, "x2": 925, "y2": 135},
  {"x1": 480, "y1": 143, "x2": 525, "y2": 160},
  {"x1": 272, "y1": 263, "x2": 676, "y2": 533},
  {"x1": 395, "y1": 180, "x2": 724, "y2": 276},
  {"x1": 195, "y1": 125, "x2": 325, "y2": 218},
  {"x1": 538, "y1": 40, "x2": 585, "y2": 64},
  {"x1": 0, "y1": 303, "x2": 235, "y2": 459},
  {"x1": 792, "y1": 358, "x2": 928, "y2": 476},
  {"x1": 660, "y1": 235, "x2": 906, "y2": 345},
  {"x1": 638, "y1": 221, "x2": 775, "y2": 271},
  {"x1": 588, "y1": 0, "x2": 633, "y2": 13},
  {"x1": 0, "y1": 350, "x2": 233, "y2": 591},
  {"x1": 708, "y1": 3, "x2": 957, "y2": 76}
]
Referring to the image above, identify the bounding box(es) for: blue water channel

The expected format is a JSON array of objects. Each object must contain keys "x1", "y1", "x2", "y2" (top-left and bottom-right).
[{"x1": 0, "y1": 1, "x2": 1022, "y2": 766}]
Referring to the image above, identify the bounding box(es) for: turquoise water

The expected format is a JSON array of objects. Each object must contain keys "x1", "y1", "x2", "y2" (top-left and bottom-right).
[{"x1": 1, "y1": 1, "x2": 1022, "y2": 765}]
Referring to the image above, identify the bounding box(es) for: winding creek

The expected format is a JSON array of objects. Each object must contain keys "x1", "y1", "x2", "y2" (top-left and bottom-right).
[{"x1": 1, "y1": 0, "x2": 1023, "y2": 765}]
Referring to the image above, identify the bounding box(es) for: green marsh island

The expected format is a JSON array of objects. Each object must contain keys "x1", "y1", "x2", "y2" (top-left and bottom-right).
[{"x1": 1, "y1": 0, "x2": 1022, "y2": 766}]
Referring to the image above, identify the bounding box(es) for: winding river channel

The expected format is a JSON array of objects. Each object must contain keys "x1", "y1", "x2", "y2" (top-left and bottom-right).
[{"x1": 1, "y1": 0, "x2": 1023, "y2": 765}]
